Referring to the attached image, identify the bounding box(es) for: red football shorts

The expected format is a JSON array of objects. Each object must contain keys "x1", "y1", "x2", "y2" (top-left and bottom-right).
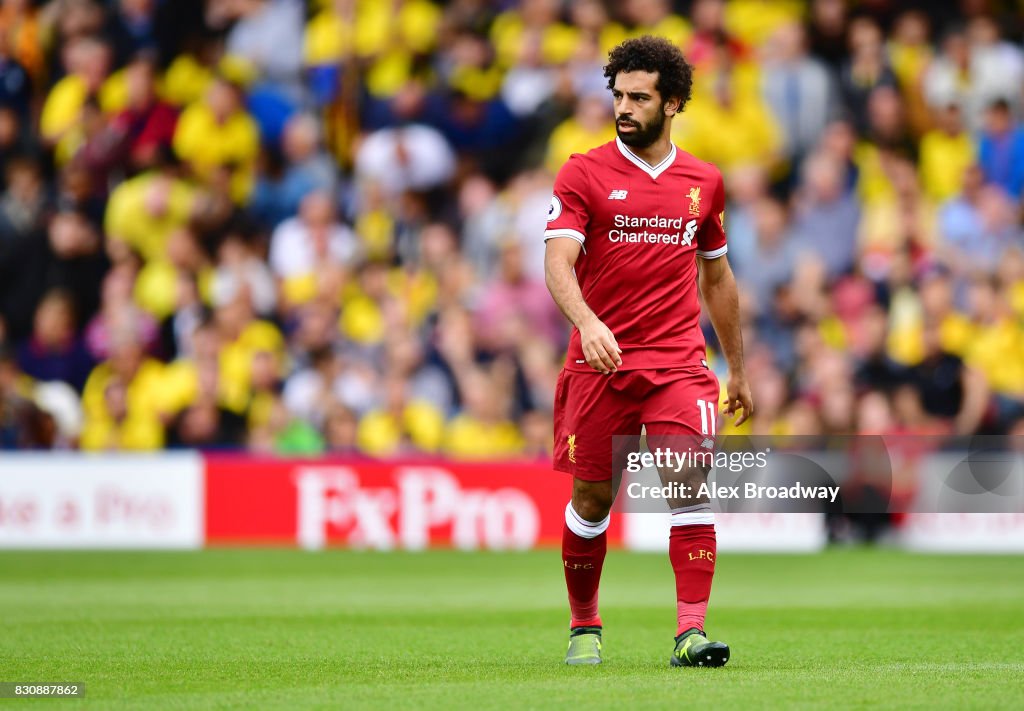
[{"x1": 552, "y1": 367, "x2": 721, "y2": 482}]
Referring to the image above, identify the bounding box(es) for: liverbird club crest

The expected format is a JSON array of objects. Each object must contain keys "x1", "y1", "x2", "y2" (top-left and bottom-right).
[{"x1": 687, "y1": 186, "x2": 701, "y2": 217}]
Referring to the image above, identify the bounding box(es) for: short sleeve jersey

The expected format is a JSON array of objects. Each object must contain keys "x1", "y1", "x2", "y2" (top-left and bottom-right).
[{"x1": 545, "y1": 137, "x2": 727, "y2": 371}]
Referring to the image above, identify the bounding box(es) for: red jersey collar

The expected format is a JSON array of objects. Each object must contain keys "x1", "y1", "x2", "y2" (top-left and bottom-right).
[{"x1": 614, "y1": 136, "x2": 677, "y2": 179}]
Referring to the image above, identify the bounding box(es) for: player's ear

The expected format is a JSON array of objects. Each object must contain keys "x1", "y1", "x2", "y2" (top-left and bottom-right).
[{"x1": 664, "y1": 98, "x2": 680, "y2": 116}]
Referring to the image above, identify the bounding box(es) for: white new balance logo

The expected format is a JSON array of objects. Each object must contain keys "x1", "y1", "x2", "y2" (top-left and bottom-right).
[{"x1": 608, "y1": 190, "x2": 628, "y2": 200}]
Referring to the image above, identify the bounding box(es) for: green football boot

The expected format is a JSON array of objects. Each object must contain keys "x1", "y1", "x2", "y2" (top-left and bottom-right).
[
  {"x1": 670, "y1": 627, "x2": 730, "y2": 667},
  {"x1": 565, "y1": 626, "x2": 603, "y2": 665}
]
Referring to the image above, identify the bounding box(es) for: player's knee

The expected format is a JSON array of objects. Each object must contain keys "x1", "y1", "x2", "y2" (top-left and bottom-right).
[
  {"x1": 661, "y1": 465, "x2": 709, "y2": 494},
  {"x1": 571, "y1": 480, "x2": 614, "y2": 522}
]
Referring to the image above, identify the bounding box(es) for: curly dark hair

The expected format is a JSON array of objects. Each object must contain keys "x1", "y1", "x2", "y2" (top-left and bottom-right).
[{"x1": 603, "y1": 36, "x2": 694, "y2": 111}]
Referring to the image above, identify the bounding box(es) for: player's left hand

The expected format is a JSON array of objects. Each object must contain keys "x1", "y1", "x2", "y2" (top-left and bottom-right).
[{"x1": 722, "y1": 374, "x2": 753, "y2": 426}]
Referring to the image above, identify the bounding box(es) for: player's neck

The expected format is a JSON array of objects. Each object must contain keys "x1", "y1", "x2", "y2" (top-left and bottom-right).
[{"x1": 620, "y1": 134, "x2": 674, "y2": 168}]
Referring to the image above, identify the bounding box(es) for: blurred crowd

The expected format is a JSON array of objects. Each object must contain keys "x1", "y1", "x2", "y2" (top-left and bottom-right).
[{"x1": 1, "y1": 0, "x2": 1024, "y2": 456}]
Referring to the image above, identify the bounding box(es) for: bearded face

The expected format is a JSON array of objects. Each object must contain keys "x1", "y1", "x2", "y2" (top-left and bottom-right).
[{"x1": 611, "y1": 70, "x2": 674, "y2": 149}]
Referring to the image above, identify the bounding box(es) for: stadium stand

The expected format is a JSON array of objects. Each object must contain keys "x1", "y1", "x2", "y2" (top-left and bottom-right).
[{"x1": 1, "y1": 0, "x2": 1023, "y2": 454}]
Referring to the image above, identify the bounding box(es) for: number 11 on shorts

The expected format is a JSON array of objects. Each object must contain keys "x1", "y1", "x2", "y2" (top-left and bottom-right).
[{"x1": 697, "y1": 399, "x2": 717, "y2": 436}]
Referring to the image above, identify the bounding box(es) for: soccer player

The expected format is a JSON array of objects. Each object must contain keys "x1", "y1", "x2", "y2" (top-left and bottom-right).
[{"x1": 544, "y1": 36, "x2": 753, "y2": 667}]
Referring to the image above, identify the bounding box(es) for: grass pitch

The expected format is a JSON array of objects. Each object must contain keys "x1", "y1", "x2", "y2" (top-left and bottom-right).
[{"x1": 1, "y1": 548, "x2": 1022, "y2": 710}]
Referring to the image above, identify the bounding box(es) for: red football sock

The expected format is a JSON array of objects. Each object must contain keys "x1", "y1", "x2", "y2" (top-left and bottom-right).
[
  {"x1": 562, "y1": 518, "x2": 607, "y2": 628},
  {"x1": 669, "y1": 522, "x2": 717, "y2": 636}
]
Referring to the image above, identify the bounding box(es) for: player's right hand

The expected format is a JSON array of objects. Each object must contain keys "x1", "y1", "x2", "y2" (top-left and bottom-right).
[{"x1": 579, "y1": 317, "x2": 622, "y2": 374}]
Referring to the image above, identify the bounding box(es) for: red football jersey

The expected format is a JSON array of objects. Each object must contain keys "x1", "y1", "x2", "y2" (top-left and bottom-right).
[{"x1": 545, "y1": 137, "x2": 727, "y2": 372}]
